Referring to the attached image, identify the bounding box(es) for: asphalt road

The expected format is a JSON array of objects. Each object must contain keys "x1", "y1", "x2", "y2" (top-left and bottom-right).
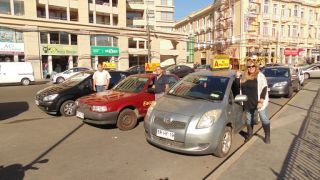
[{"x1": 0, "y1": 79, "x2": 318, "y2": 180}]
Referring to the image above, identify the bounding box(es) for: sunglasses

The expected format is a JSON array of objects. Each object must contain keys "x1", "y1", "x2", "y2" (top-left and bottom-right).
[{"x1": 247, "y1": 65, "x2": 256, "y2": 68}]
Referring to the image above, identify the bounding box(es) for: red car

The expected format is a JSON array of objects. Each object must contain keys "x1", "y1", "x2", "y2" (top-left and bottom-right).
[{"x1": 75, "y1": 73, "x2": 179, "y2": 131}]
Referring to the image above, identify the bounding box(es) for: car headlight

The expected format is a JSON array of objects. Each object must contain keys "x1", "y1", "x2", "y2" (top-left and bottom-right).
[
  {"x1": 75, "y1": 100, "x2": 79, "y2": 107},
  {"x1": 91, "y1": 106, "x2": 108, "y2": 112},
  {"x1": 145, "y1": 101, "x2": 156, "y2": 121},
  {"x1": 43, "y1": 94, "x2": 58, "y2": 101},
  {"x1": 273, "y1": 81, "x2": 288, "y2": 87},
  {"x1": 197, "y1": 110, "x2": 222, "y2": 129}
]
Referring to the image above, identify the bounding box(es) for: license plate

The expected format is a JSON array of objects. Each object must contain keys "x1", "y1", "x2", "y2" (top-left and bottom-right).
[
  {"x1": 156, "y1": 129, "x2": 175, "y2": 140},
  {"x1": 267, "y1": 88, "x2": 271, "y2": 91},
  {"x1": 76, "y1": 111, "x2": 84, "y2": 119},
  {"x1": 35, "y1": 100, "x2": 39, "y2": 105}
]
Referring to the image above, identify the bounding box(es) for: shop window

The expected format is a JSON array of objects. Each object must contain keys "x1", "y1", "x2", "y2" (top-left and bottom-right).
[
  {"x1": 138, "y1": 41, "x2": 145, "y2": 49},
  {"x1": 15, "y1": 31, "x2": 23, "y2": 43},
  {"x1": 0, "y1": 28, "x2": 14, "y2": 42},
  {"x1": 40, "y1": 32, "x2": 48, "y2": 44},
  {"x1": 129, "y1": 38, "x2": 137, "y2": 48},
  {"x1": 14, "y1": 0, "x2": 24, "y2": 16},
  {"x1": 71, "y1": 34, "x2": 77, "y2": 45},
  {"x1": 96, "y1": 35, "x2": 112, "y2": 46},
  {"x1": 0, "y1": 0, "x2": 11, "y2": 15},
  {"x1": 60, "y1": 32, "x2": 69, "y2": 45},
  {"x1": 50, "y1": 33, "x2": 59, "y2": 44},
  {"x1": 90, "y1": 36, "x2": 95, "y2": 46},
  {"x1": 113, "y1": 37, "x2": 118, "y2": 47}
]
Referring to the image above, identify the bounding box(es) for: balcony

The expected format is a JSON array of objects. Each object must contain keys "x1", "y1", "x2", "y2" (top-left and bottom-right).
[
  {"x1": 309, "y1": 19, "x2": 315, "y2": 25},
  {"x1": 249, "y1": 0, "x2": 261, "y2": 3},
  {"x1": 127, "y1": 0, "x2": 145, "y2": 10},
  {"x1": 281, "y1": 16, "x2": 289, "y2": 23},
  {"x1": 262, "y1": 13, "x2": 271, "y2": 20},
  {"x1": 272, "y1": 15, "x2": 280, "y2": 22}
]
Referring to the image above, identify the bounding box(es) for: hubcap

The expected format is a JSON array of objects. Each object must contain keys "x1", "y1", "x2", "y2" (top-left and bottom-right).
[
  {"x1": 122, "y1": 115, "x2": 132, "y2": 126},
  {"x1": 222, "y1": 131, "x2": 231, "y2": 153},
  {"x1": 64, "y1": 103, "x2": 74, "y2": 115}
]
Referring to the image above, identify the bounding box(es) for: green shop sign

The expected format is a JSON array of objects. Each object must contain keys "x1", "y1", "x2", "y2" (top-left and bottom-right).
[
  {"x1": 91, "y1": 46, "x2": 120, "y2": 56},
  {"x1": 41, "y1": 44, "x2": 78, "y2": 55}
]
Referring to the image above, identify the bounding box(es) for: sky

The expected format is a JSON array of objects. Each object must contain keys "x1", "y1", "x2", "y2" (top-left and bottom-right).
[{"x1": 174, "y1": 0, "x2": 214, "y2": 21}]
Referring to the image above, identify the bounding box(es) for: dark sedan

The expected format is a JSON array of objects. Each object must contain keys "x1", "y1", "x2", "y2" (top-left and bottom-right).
[
  {"x1": 165, "y1": 65, "x2": 194, "y2": 78},
  {"x1": 262, "y1": 66, "x2": 300, "y2": 98},
  {"x1": 35, "y1": 70, "x2": 129, "y2": 116}
]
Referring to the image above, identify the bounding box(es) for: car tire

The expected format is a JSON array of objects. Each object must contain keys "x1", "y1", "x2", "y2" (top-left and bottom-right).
[
  {"x1": 21, "y1": 78, "x2": 31, "y2": 86},
  {"x1": 56, "y1": 77, "x2": 65, "y2": 84},
  {"x1": 214, "y1": 126, "x2": 232, "y2": 158},
  {"x1": 285, "y1": 87, "x2": 293, "y2": 98},
  {"x1": 60, "y1": 100, "x2": 76, "y2": 117},
  {"x1": 304, "y1": 73, "x2": 310, "y2": 79},
  {"x1": 117, "y1": 109, "x2": 137, "y2": 131}
]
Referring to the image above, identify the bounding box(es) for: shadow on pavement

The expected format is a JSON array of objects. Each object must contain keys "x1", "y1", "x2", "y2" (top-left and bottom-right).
[
  {"x1": 273, "y1": 91, "x2": 320, "y2": 180},
  {"x1": 0, "y1": 102, "x2": 29, "y2": 121}
]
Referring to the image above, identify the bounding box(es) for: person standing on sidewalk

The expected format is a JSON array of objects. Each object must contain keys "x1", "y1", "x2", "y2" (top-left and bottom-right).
[
  {"x1": 93, "y1": 63, "x2": 111, "y2": 92},
  {"x1": 236, "y1": 59, "x2": 271, "y2": 144},
  {"x1": 153, "y1": 66, "x2": 169, "y2": 100}
]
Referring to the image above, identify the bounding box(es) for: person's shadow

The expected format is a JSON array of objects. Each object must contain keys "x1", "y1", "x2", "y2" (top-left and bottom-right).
[{"x1": 0, "y1": 159, "x2": 49, "y2": 180}]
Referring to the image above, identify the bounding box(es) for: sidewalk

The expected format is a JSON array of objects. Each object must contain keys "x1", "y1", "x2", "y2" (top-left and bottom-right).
[{"x1": 211, "y1": 82, "x2": 320, "y2": 180}]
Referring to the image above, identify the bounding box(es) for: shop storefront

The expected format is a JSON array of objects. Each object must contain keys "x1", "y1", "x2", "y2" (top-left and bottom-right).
[
  {"x1": 0, "y1": 42, "x2": 24, "y2": 62},
  {"x1": 40, "y1": 44, "x2": 78, "y2": 77},
  {"x1": 91, "y1": 46, "x2": 119, "y2": 69},
  {"x1": 284, "y1": 48, "x2": 305, "y2": 65}
]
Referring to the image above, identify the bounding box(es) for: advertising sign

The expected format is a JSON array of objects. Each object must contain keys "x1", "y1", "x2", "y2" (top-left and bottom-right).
[
  {"x1": 102, "y1": 62, "x2": 116, "y2": 69},
  {"x1": 0, "y1": 42, "x2": 24, "y2": 54},
  {"x1": 91, "y1": 46, "x2": 120, "y2": 56},
  {"x1": 311, "y1": 49, "x2": 320, "y2": 56},
  {"x1": 41, "y1": 44, "x2": 77, "y2": 55},
  {"x1": 212, "y1": 54, "x2": 230, "y2": 69},
  {"x1": 145, "y1": 63, "x2": 160, "y2": 72},
  {"x1": 284, "y1": 48, "x2": 305, "y2": 56}
]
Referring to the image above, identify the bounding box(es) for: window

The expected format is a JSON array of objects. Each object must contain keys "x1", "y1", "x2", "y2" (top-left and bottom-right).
[
  {"x1": 50, "y1": 33, "x2": 59, "y2": 44},
  {"x1": 160, "y1": 12, "x2": 173, "y2": 21},
  {"x1": 300, "y1": 27, "x2": 304, "y2": 38},
  {"x1": 309, "y1": 10, "x2": 313, "y2": 20},
  {"x1": 160, "y1": 0, "x2": 170, "y2": 6},
  {"x1": 301, "y1": 8, "x2": 304, "y2": 19},
  {"x1": 0, "y1": 28, "x2": 23, "y2": 43},
  {"x1": 40, "y1": 32, "x2": 48, "y2": 44},
  {"x1": 281, "y1": 5, "x2": 285, "y2": 17},
  {"x1": 316, "y1": 12, "x2": 318, "y2": 21},
  {"x1": 15, "y1": 31, "x2": 23, "y2": 43},
  {"x1": 281, "y1": 25, "x2": 285, "y2": 37},
  {"x1": 288, "y1": 8, "x2": 291, "y2": 17},
  {"x1": 14, "y1": 0, "x2": 24, "y2": 16},
  {"x1": 293, "y1": 25, "x2": 298, "y2": 37},
  {"x1": 60, "y1": 32, "x2": 69, "y2": 45},
  {"x1": 91, "y1": 35, "x2": 117, "y2": 47},
  {"x1": 264, "y1": 0, "x2": 269, "y2": 14},
  {"x1": 263, "y1": 22, "x2": 269, "y2": 36},
  {"x1": 272, "y1": 24, "x2": 276, "y2": 37},
  {"x1": 273, "y1": 4, "x2": 277, "y2": 15},
  {"x1": 288, "y1": 25, "x2": 291, "y2": 37},
  {"x1": 71, "y1": 34, "x2": 77, "y2": 45},
  {"x1": 294, "y1": 5, "x2": 298, "y2": 17},
  {"x1": 0, "y1": 0, "x2": 11, "y2": 15},
  {"x1": 138, "y1": 41, "x2": 145, "y2": 49}
]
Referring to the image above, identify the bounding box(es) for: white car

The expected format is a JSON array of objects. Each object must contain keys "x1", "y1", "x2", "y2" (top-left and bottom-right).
[
  {"x1": 302, "y1": 64, "x2": 320, "y2": 79},
  {"x1": 51, "y1": 67, "x2": 90, "y2": 83},
  {"x1": 293, "y1": 67, "x2": 305, "y2": 86}
]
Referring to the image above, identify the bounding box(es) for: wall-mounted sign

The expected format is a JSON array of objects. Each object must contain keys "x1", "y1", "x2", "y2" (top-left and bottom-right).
[
  {"x1": 0, "y1": 42, "x2": 24, "y2": 55},
  {"x1": 41, "y1": 44, "x2": 78, "y2": 55},
  {"x1": 311, "y1": 49, "x2": 320, "y2": 56},
  {"x1": 284, "y1": 48, "x2": 304, "y2": 56},
  {"x1": 91, "y1": 46, "x2": 120, "y2": 56}
]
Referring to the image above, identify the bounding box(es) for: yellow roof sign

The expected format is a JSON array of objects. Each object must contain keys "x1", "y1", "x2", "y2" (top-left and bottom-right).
[{"x1": 212, "y1": 54, "x2": 230, "y2": 69}]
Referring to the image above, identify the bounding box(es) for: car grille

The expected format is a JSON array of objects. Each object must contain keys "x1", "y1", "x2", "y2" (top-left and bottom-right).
[
  {"x1": 154, "y1": 116, "x2": 186, "y2": 130},
  {"x1": 152, "y1": 135, "x2": 184, "y2": 147},
  {"x1": 78, "y1": 102, "x2": 91, "y2": 111}
]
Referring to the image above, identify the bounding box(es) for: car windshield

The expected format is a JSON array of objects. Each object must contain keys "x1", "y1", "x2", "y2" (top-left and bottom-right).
[
  {"x1": 168, "y1": 75, "x2": 229, "y2": 101},
  {"x1": 263, "y1": 68, "x2": 289, "y2": 78},
  {"x1": 113, "y1": 76, "x2": 149, "y2": 93},
  {"x1": 166, "y1": 65, "x2": 176, "y2": 71},
  {"x1": 62, "y1": 72, "x2": 91, "y2": 86}
]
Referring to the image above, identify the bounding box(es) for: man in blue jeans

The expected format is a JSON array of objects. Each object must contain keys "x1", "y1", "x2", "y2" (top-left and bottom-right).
[{"x1": 93, "y1": 63, "x2": 111, "y2": 92}]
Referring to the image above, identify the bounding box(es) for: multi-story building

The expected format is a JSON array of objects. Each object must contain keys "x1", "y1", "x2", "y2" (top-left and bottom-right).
[
  {"x1": 0, "y1": 0, "x2": 185, "y2": 79},
  {"x1": 175, "y1": 0, "x2": 320, "y2": 67}
]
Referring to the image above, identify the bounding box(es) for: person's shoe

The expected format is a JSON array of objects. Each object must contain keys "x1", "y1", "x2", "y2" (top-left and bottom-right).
[
  {"x1": 244, "y1": 124, "x2": 253, "y2": 142},
  {"x1": 262, "y1": 124, "x2": 271, "y2": 144}
]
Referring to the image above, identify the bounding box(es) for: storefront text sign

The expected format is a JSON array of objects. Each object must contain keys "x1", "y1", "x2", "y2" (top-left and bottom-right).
[
  {"x1": 41, "y1": 44, "x2": 78, "y2": 55},
  {"x1": 311, "y1": 49, "x2": 320, "y2": 56},
  {"x1": 91, "y1": 46, "x2": 120, "y2": 56},
  {"x1": 212, "y1": 54, "x2": 230, "y2": 69},
  {"x1": 284, "y1": 48, "x2": 305, "y2": 56},
  {"x1": 0, "y1": 42, "x2": 24, "y2": 54}
]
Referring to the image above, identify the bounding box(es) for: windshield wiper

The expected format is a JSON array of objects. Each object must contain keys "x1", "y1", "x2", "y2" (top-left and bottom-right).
[{"x1": 186, "y1": 95, "x2": 216, "y2": 102}]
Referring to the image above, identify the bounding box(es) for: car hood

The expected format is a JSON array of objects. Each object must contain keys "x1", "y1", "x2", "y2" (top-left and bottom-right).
[
  {"x1": 154, "y1": 95, "x2": 223, "y2": 116},
  {"x1": 37, "y1": 84, "x2": 72, "y2": 96},
  {"x1": 266, "y1": 77, "x2": 289, "y2": 85},
  {"x1": 78, "y1": 90, "x2": 136, "y2": 106}
]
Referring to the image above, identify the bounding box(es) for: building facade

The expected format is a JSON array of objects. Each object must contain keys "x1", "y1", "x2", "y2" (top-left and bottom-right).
[
  {"x1": 0, "y1": 0, "x2": 186, "y2": 79},
  {"x1": 175, "y1": 0, "x2": 320, "y2": 67}
]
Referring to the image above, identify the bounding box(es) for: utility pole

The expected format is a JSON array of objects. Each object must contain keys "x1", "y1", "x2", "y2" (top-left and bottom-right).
[{"x1": 146, "y1": 3, "x2": 151, "y2": 63}]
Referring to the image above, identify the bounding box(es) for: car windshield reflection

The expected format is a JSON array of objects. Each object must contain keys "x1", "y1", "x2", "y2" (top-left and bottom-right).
[
  {"x1": 113, "y1": 77, "x2": 149, "y2": 93},
  {"x1": 168, "y1": 75, "x2": 229, "y2": 101},
  {"x1": 62, "y1": 72, "x2": 91, "y2": 86},
  {"x1": 263, "y1": 68, "x2": 289, "y2": 78}
]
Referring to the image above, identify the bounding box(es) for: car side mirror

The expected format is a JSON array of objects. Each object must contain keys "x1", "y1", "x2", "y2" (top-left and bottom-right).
[
  {"x1": 146, "y1": 87, "x2": 155, "y2": 94},
  {"x1": 235, "y1": 95, "x2": 247, "y2": 102}
]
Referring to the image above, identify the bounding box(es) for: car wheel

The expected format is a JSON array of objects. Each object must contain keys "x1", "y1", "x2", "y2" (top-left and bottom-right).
[
  {"x1": 214, "y1": 126, "x2": 232, "y2": 158},
  {"x1": 285, "y1": 87, "x2": 293, "y2": 98},
  {"x1": 60, "y1": 100, "x2": 76, "y2": 117},
  {"x1": 117, "y1": 109, "x2": 137, "y2": 131},
  {"x1": 56, "y1": 77, "x2": 65, "y2": 84},
  {"x1": 21, "y1": 78, "x2": 30, "y2": 86},
  {"x1": 304, "y1": 73, "x2": 310, "y2": 79}
]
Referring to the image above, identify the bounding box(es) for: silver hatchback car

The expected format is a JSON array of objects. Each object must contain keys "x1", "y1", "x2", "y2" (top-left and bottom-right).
[{"x1": 144, "y1": 70, "x2": 247, "y2": 157}]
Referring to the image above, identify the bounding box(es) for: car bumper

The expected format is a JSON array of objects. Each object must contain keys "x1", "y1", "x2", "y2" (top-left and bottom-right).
[
  {"x1": 268, "y1": 86, "x2": 289, "y2": 96},
  {"x1": 76, "y1": 109, "x2": 119, "y2": 125},
  {"x1": 35, "y1": 100, "x2": 59, "y2": 115}
]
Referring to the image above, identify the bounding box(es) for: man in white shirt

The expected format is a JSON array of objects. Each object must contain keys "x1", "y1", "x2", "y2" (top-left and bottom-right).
[{"x1": 93, "y1": 63, "x2": 111, "y2": 92}]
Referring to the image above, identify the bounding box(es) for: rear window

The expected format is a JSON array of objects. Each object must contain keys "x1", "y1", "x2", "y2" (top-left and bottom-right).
[{"x1": 263, "y1": 68, "x2": 289, "y2": 78}]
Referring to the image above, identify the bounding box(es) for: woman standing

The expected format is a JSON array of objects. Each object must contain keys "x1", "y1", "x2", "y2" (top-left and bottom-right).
[{"x1": 236, "y1": 59, "x2": 271, "y2": 144}]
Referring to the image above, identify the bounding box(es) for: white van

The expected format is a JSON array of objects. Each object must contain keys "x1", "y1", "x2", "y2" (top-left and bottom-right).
[{"x1": 0, "y1": 62, "x2": 35, "y2": 85}]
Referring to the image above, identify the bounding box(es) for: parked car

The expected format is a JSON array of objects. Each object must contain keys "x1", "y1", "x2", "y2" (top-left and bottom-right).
[
  {"x1": 126, "y1": 65, "x2": 145, "y2": 75},
  {"x1": 165, "y1": 65, "x2": 195, "y2": 78},
  {"x1": 75, "y1": 73, "x2": 179, "y2": 131},
  {"x1": 51, "y1": 67, "x2": 90, "y2": 84},
  {"x1": 195, "y1": 64, "x2": 212, "y2": 71},
  {"x1": 36, "y1": 70, "x2": 129, "y2": 116},
  {"x1": 302, "y1": 64, "x2": 320, "y2": 79},
  {"x1": 0, "y1": 62, "x2": 35, "y2": 86},
  {"x1": 262, "y1": 66, "x2": 300, "y2": 98},
  {"x1": 144, "y1": 70, "x2": 247, "y2": 157},
  {"x1": 293, "y1": 67, "x2": 305, "y2": 86}
]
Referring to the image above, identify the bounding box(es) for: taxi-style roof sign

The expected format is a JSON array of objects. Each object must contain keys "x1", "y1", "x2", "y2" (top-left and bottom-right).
[
  {"x1": 212, "y1": 54, "x2": 230, "y2": 69},
  {"x1": 103, "y1": 62, "x2": 116, "y2": 69},
  {"x1": 145, "y1": 63, "x2": 160, "y2": 72}
]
